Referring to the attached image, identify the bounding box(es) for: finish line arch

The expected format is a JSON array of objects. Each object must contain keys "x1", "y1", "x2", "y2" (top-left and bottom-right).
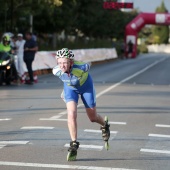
[{"x1": 125, "y1": 12, "x2": 170, "y2": 58}]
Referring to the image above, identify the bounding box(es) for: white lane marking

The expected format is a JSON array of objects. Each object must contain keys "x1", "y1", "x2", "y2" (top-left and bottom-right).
[
  {"x1": 156, "y1": 124, "x2": 170, "y2": 128},
  {"x1": 39, "y1": 119, "x2": 127, "y2": 125},
  {"x1": 109, "y1": 121, "x2": 126, "y2": 125},
  {"x1": 51, "y1": 111, "x2": 67, "y2": 118},
  {"x1": 0, "y1": 145, "x2": 6, "y2": 149},
  {"x1": 140, "y1": 148, "x2": 170, "y2": 154},
  {"x1": 39, "y1": 118, "x2": 67, "y2": 121},
  {"x1": 0, "y1": 141, "x2": 29, "y2": 145},
  {"x1": 0, "y1": 161, "x2": 140, "y2": 170},
  {"x1": 40, "y1": 115, "x2": 62, "y2": 120},
  {"x1": 0, "y1": 118, "x2": 11, "y2": 121},
  {"x1": 40, "y1": 58, "x2": 166, "y2": 120},
  {"x1": 84, "y1": 129, "x2": 117, "y2": 134},
  {"x1": 21, "y1": 126, "x2": 54, "y2": 130},
  {"x1": 64, "y1": 143, "x2": 103, "y2": 151},
  {"x1": 149, "y1": 134, "x2": 170, "y2": 138},
  {"x1": 96, "y1": 58, "x2": 166, "y2": 98}
]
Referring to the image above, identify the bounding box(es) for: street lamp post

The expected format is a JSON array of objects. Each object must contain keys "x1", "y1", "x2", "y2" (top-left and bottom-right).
[
  {"x1": 30, "y1": 14, "x2": 33, "y2": 33},
  {"x1": 10, "y1": 0, "x2": 13, "y2": 32}
]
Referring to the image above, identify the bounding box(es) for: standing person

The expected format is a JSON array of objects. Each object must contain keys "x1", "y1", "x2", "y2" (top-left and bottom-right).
[
  {"x1": 10, "y1": 35, "x2": 17, "y2": 50},
  {"x1": 120, "y1": 42, "x2": 125, "y2": 59},
  {"x1": 24, "y1": 32, "x2": 38, "y2": 85},
  {"x1": 15, "y1": 33, "x2": 26, "y2": 83},
  {"x1": 52, "y1": 48, "x2": 110, "y2": 161},
  {"x1": 127, "y1": 40, "x2": 133, "y2": 58}
]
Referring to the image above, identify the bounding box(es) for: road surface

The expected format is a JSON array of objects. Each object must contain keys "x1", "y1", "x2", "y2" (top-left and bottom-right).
[{"x1": 0, "y1": 53, "x2": 170, "y2": 170}]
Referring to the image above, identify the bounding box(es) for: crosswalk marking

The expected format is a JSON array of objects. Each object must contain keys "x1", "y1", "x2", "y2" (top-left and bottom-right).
[
  {"x1": 84, "y1": 129, "x2": 118, "y2": 134},
  {"x1": 0, "y1": 118, "x2": 11, "y2": 121},
  {"x1": 109, "y1": 121, "x2": 126, "y2": 125},
  {"x1": 64, "y1": 144, "x2": 103, "y2": 151},
  {"x1": 156, "y1": 124, "x2": 170, "y2": 128},
  {"x1": 0, "y1": 145, "x2": 6, "y2": 149},
  {"x1": 51, "y1": 111, "x2": 67, "y2": 118},
  {"x1": 0, "y1": 141, "x2": 29, "y2": 151},
  {"x1": 39, "y1": 119, "x2": 126, "y2": 125},
  {"x1": 141, "y1": 132, "x2": 170, "y2": 156},
  {"x1": 0, "y1": 161, "x2": 140, "y2": 170},
  {"x1": 140, "y1": 148, "x2": 170, "y2": 155},
  {"x1": 149, "y1": 133, "x2": 170, "y2": 138},
  {"x1": 21, "y1": 126, "x2": 54, "y2": 129},
  {"x1": 39, "y1": 118, "x2": 67, "y2": 121},
  {"x1": 0, "y1": 141, "x2": 29, "y2": 145}
]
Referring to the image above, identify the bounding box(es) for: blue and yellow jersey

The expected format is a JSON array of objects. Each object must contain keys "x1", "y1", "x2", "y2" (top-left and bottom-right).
[
  {"x1": 53, "y1": 60, "x2": 96, "y2": 108},
  {"x1": 53, "y1": 61, "x2": 90, "y2": 88}
]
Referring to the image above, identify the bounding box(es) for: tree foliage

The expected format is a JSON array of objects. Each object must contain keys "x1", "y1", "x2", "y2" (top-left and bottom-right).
[
  {"x1": 151, "y1": 1, "x2": 169, "y2": 44},
  {"x1": 0, "y1": 0, "x2": 139, "y2": 49}
]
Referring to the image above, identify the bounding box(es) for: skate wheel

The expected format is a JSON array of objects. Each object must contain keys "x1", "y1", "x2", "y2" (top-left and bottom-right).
[
  {"x1": 67, "y1": 151, "x2": 77, "y2": 161},
  {"x1": 105, "y1": 141, "x2": 109, "y2": 150}
]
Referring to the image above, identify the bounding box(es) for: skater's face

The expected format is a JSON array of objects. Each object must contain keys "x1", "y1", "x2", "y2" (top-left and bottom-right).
[{"x1": 57, "y1": 58, "x2": 73, "y2": 73}]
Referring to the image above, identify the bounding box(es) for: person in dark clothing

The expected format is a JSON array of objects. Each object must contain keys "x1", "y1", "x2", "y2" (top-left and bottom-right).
[
  {"x1": 127, "y1": 40, "x2": 133, "y2": 58},
  {"x1": 24, "y1": 32, "x2": 38, "y2": 84},
  {"x1": 120, "y1": 42, "x2": 125, "y2": 59}
]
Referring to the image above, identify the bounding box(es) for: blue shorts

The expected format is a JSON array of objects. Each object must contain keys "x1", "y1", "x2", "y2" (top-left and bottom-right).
[{"x1": 63, "y1": 74, "x2": 96, "y2": 108}]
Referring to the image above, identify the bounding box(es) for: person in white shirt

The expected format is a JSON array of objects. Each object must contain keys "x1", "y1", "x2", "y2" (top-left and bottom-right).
[{"x1": 15, "y1": 33, "x2": 26, "y2": 83}]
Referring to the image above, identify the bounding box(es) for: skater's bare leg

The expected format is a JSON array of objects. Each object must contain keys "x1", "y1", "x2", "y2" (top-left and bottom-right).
[
  {"x1": 66, "y1": 101, "x2": 77, "y2": 141},
  {"x1": 86, "y1": 107, "x2": 110, "y2": 144},
  {"x1": 86, "y1": 107, "x2": 105, "y2": 126}
]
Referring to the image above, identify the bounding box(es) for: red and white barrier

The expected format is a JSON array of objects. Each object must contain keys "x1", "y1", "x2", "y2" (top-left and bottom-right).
[
  {"x1": 23, "y1": 48, "x2": 118, "y2": 72},
  {"x1": 147, "y1": 44, "x2": 170, "y2": 53}
]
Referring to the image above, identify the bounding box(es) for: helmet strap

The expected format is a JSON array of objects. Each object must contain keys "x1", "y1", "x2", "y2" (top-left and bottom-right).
[
  {"x1": 68, "y1": 60, "x2": 74, "y2": 74},
  {"x1": 70, "y1": 60, "x2": 74, "y2": 66}
]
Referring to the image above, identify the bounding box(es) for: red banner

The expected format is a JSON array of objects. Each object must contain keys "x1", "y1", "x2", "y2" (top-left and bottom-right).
[
  {"x1": 125, "y1": 13, "x2": 170, "y2": 58},
  {"x1": 103, "y1": 2, "x2": 133, "y2": 9}
]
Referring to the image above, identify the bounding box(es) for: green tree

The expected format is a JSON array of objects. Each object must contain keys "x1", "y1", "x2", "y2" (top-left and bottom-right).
[
  {"x1": 0, "y1": 0, "x2": 63, "y2": 34},
  {"x1": 75, "y1": 0, "x2": 137, "y2": 40},
  {"x1": 0, "y1": 0, "x2": 138, "y2": 49},
  {"x1": 152, "y1": 1, "x2": 169, "y2": 44}
]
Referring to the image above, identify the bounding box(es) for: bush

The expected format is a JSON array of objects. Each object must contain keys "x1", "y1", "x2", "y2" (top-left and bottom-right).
[
  {"x1": 38, "y1": 38, "x2": 113, "y2": 51},
  {"x1": 137, "y1": 44, "x2": 148, "y2": 54}
]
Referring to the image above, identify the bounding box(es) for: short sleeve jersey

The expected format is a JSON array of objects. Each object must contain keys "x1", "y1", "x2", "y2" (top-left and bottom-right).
[{"x1": 53, "y1": 61, "x2": 90, "y2": 88}]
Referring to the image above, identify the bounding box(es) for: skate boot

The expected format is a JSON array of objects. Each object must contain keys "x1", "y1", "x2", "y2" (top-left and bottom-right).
[
  {"x1": 67, "y1": 141, "x2": 79, "y2": 161},
  {"x1": 100, "y1": 116, "x2": 110, "y2": 150}
]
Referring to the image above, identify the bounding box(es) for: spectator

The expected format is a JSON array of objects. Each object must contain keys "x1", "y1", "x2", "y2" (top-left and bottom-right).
[
  {"x1": 24, "y1": 32, "x2": 38, "y2": 85},
  {"x1": 120, "y1": 42, "x2": 125, "y2": 59},
  {"x1": 15, "y1": 33, "x2": 26, "y2": 83},
  {"x1": 127, "y1": 40, "x2": 133, "y2": 58}
]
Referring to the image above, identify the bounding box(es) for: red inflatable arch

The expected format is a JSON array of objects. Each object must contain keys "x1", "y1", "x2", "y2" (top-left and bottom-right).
[{"x1": 125, "y1": 13, "x2": 170, "y2": 58}]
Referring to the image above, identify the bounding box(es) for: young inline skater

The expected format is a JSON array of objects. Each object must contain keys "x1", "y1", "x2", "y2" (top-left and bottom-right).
[{"x1": 52, "y1": 48, "x2": 110, "y2": 161}]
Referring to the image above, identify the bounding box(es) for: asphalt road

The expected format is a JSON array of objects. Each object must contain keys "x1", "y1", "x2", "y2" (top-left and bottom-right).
[{"x1": 0, "y1": 53, "x2": 170, "y2": 170}]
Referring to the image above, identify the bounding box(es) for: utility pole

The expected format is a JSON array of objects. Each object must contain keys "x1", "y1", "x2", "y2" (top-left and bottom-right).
[
  {"x1": 10, "y1": 0, "x2": 13, "y2": 32},
  {"x1": 30, "y1": 14, "x2": 33, "y2": 33}
]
